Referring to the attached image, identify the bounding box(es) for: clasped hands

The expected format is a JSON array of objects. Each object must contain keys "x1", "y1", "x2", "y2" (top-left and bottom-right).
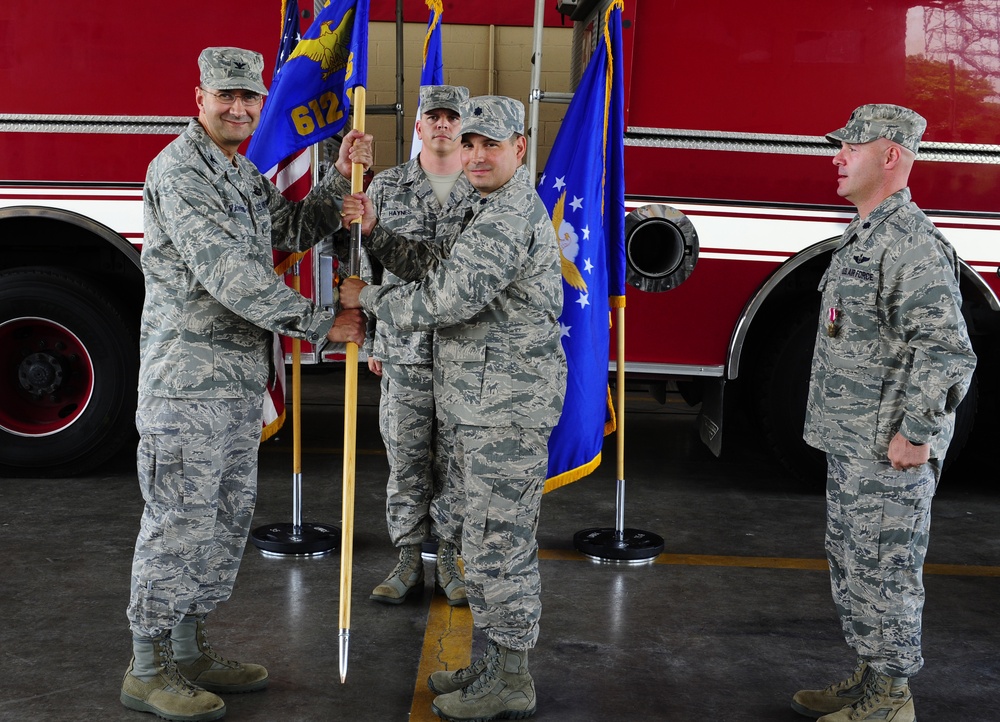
[{"x1": 337, "y1": 191, "x2": 374, "y2": 313}]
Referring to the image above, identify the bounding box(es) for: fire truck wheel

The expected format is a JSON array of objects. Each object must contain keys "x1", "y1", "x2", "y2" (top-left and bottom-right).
[
  {"x1": 750, "y1": 309, "x2": 826, "y2": 485},
  {"x1": 752, "y1": 306, "x2": 978, "y2": 484},
  {"x1": 0, "y1": 267, "x2": 137, "y2": 477},
  {"x1": 945, "y1": 370, "x2": 978, "y2": 472}
]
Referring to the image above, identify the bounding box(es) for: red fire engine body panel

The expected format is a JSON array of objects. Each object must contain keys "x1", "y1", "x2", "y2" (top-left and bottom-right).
[
  {"x1": 616, "y1": 0, "x2": 1000, "y2": 375},
  {"x1": 2, "y1": 0, "x2": 999, "y2": 476}
]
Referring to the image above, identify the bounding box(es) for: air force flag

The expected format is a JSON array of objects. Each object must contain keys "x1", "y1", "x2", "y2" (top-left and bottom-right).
[{"x1": 539, "y1": 0, "x2": 626, "y2": 491}]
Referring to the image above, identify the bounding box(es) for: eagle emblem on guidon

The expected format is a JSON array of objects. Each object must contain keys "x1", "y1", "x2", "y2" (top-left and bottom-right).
[
  {"x1": 551, "y1": 191, "x2": 587, "y2": 292},
  {"x1": 288, "y1": 7, "x2": 354, "y2": 81}
]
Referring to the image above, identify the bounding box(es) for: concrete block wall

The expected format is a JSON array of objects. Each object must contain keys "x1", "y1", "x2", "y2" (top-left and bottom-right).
[{"x1": 362, "y1": 21, "x2": 574, "y2": 178}]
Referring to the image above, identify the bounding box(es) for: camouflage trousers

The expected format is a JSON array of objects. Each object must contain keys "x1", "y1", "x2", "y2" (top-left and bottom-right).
[
  {"x1": 379, "y1": 362, "x2": 460, "y2": 546},
  {"x1": 825, "y1": 453, "x2": 939, "y2": 678},
  {"x1": 454, "y1": 424, "x2": 550, "y2": 651},
  {"x1": 126, "y1": 395, "x2": 262, "y2": 637}
]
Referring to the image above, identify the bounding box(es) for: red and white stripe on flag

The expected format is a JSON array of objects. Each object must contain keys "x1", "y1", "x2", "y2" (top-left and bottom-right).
[{"x1": 261, "y1": 148, "x2": 312, "y2": 442}]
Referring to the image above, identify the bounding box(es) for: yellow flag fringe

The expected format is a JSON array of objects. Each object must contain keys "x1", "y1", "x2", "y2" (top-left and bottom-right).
[{"x1": 260, "y1": 409, "x2": 287, "y2": 443}]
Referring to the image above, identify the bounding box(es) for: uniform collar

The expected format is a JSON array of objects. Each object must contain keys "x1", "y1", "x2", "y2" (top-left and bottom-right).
[
  {"x1": 400, "y1": 156, "x2": 429, "y2": 187},
  {"x1": 404, "y1": 156, "x2": 476, "y2": 206},
  {"x1": 840, "y1": 187, "x2": 911, "y2": 249},
  {"x1": 186, "y1": 118, "x2": 245, "y2": 175}
]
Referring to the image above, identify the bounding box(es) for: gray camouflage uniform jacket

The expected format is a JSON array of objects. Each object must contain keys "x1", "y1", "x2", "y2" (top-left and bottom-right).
[
  {"x1": 360, "y1": 165, "x2": 567, "y2": 429},
  {"x1": 365, "y1": 157, "x2": 475, "y2": 364},
  {"x1": 139, "y1": 119, "x2": 343, "y2": 399},
  {"x1": 804, "y1": 188, "x2": 976, "y2": 460}
]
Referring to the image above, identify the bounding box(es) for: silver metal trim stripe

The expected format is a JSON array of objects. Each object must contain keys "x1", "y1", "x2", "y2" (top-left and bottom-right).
[
  {"x1": 625, "y1": 127, "x2": 1000, "y2": 164},
  {"x1": 0, "y1": 114, "x2": 191, "y2": 134},
  {"x1": 609, "y1": 361, "x2": 725, "y2": 378}
]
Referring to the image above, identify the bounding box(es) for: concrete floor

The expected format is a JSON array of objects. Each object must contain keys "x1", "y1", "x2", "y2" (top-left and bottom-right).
[{"x1": 1, "y1": 369, "x2": 998, "y2": 721}]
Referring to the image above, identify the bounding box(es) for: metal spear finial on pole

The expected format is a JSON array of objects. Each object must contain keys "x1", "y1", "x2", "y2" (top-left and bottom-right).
[{"x1": 339, "y1": 85, "x2": 367, "y2": 684}]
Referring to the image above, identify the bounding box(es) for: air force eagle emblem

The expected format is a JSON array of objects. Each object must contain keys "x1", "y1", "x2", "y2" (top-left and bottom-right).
[
  {"x1": 288, "y1": 7, "x2": 354, "y2": 80},
  {"x1": 552, "y1": 191, "x2": 587, "y2": 292}
]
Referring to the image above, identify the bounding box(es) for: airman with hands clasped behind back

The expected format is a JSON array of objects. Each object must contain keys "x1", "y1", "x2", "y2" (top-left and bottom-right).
[{"x1": 360, "y1": 85, "x2": 475, "y2": 608}]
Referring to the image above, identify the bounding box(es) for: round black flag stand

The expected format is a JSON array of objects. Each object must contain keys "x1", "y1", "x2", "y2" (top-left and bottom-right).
[
  {"x1": 251, "y1": 472, "x2": 339, "y2": 556},
  {"x1": 250, "y1": 262, "x2": 338, "y2": 557},
  {"x1": 573, "y1": 478, "x2": 663, "y2": 563},
  {"x1": 251, "y1": 523, "x2": 339, "y2": 556}
]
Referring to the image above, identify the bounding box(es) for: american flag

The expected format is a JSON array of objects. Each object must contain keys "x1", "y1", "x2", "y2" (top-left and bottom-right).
[{"x1": 261, "y1": 0, "x2": 309, "y2": 442}]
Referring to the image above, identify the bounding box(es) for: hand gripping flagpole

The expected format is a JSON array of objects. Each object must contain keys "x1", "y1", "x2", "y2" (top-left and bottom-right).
[{"x1": 339, "y1": 85, "x2": 366, "y2": 684}]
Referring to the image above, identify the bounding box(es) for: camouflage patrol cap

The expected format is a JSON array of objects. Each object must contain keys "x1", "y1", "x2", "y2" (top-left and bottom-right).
[
  {"x1": 461, "y1": 96, "x2": 525, "y2": 141},
  {"x1": 419, "y1": 85, "x2": 470, "y2": 115},
  {"x1": 826, "y1": 104, "x2": 926, "y2": 155},
  {"x1": 198, "y1": 47, "x2": 269, "y2": 96}
]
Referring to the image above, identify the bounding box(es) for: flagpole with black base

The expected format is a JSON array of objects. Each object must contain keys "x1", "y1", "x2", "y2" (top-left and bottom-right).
[
  {"x1": 251, "y1": 258, "x2": 340, "y2": 557},
  {"x1": 558, "y1": 0, "x2": 662, "y2": 564},
  {"x1": 247, "y1": 0, "x2": 341, "y2": 558},
  {"x1": 573, "y1": 306, "x2": 664, "y2": 564}
]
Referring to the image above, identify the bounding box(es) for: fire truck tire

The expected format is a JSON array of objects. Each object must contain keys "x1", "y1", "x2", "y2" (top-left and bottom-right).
[
  {"x1": 751, "y1": 307, "x2": 979, "y2": 485},
  {"x1": 0, "y1": 267, "x2": 137, "y2": 477},
  {"x1": 750, "y1": 309, "x2": 826, "y2": 484}
]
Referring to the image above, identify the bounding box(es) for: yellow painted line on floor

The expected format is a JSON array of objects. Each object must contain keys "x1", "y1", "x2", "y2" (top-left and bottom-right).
[
  {"x1": 923, "y1": 562, "x2": 1000, "y2": 577},
  {"x1": 409, "y1": 547, "x2": 1000, "y2": 716},
  {"x1": 411, "y1": 596, "x2": 473, "y2": 722},
  {"x1": 537, "y1": 548, "x2": 1000, "y2": 576}
]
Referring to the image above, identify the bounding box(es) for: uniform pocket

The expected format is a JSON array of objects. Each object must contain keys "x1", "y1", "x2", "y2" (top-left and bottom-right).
[{"x1": 436, "y1": 339, "x2": 487, "y2": 408}]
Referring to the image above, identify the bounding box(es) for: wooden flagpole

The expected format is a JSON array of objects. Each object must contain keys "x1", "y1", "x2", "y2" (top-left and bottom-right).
[{"x1": 339, "y1": 85, "x2": 366, "y2": 684}]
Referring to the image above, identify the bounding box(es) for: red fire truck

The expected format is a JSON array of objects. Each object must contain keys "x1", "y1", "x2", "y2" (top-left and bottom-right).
[
  {"x1": 2, "y1": 0, "x2": 998, "y2": 479},
  {"x1": 0, "y1": 1, "x2": 563, "y2": 476},
  {"x1": 541, "y1": 0, "x2": 1000, "y2": 479},
  {"x1": 0, "y1": 4, "x2": 275, "y2": 475}
]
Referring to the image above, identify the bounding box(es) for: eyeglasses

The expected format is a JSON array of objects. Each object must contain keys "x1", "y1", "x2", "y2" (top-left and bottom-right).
[{"x1": 201, "y1": 88, "x2": 263, "y2": 107}]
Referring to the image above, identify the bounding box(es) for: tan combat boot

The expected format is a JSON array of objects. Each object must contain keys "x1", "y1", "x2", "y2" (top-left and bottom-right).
[
  {"x1": 431, "y1": 641, "x2": 536, "y2": 721},
  {"x1": 792, "y1": 660, "x2": 871, "y2": 718},
  {"x1": 172, "y1": 615, "x2": 268, "y2": 694},
  {"x1": 370, "y1": 543, "x2": 424, "y2": 604},
  {"x1": 428, "y1": 642, "x2": 491, "y2": 695},
  {"x1": 818, "y1": 671, "x2": 915, "y2": 722},
  {"x1": 120, "y1": 633, "x2": 226, "y2": 721},
  {"x1": 435, "y1": 540, "x2": 468, "y2": 606}
]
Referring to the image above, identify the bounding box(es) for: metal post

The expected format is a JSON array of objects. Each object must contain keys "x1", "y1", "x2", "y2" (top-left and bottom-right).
[
  {"x1": 573, "y1": 307, "x2": 663, "y2": 564},
  {"x1": 251, "y1": 256, "x2": 339, "y2": 557}
]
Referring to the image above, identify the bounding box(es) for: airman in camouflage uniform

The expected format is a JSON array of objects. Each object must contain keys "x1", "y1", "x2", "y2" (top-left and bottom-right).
[
  {"x1": 793, "y1": 104, "x2": 976, "y2": 722},
  {"x1": 341, "y1": 96, "x2": 566, "y2": 722},
  {"x1": 121, "y1": 47, "x2": 368, "y2": 722},
  {"x1": 362, "y1": 85, "x2": 476, "y2": 607}
]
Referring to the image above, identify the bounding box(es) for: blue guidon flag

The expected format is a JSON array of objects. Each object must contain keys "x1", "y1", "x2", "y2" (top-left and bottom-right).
[
  {"x1": 538, "y1": 0, "x2": 626, "y2": 493},
  {"x1": 248, "y1": 0, "x2": 370, "y2": 175}
]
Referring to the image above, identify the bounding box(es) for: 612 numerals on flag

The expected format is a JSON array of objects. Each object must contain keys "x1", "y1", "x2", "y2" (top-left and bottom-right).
[{"x1": 291, "y1": 91, "x2": 345, "y2": 136}]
